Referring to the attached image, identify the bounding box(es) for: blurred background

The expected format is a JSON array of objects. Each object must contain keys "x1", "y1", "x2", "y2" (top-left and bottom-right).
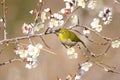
[{"x1": 0, "y1": 0, "x2": 120, "y2": 80}]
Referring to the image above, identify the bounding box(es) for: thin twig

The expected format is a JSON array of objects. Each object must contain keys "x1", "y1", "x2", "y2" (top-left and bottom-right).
[
  {"x1": 40, "y1": 36, "x2": 50, "y2": 48},
  {"x1": 41, "y1": 48, "x2": 56, "y2": 55},
  {"x1": 2, "y1": 0, "x2": 7, "y2": 39},
  {"x1": 0, "y1": 32, "x2": 48, "y2": 44},
  {"x1": 0, "y1": 58, "x2": 22, "y2": 66},
  {"x1": 80, "y1": 25, "x2": 112, "y2": 41},
  {"x1": 92, "y1": 60, "x2": 120, "y2": 74}
]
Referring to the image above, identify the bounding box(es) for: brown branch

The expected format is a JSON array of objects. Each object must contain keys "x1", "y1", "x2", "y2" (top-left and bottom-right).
[
  {"x1": 80, "y1": 25, "x2": 112, "y2": 41},
  {"x1": 92, "y1": 61, "x2": 120, "y2": 74},
  {"x1": 0, "y1": 58, "x2": 22, "y2": 66},
  {"x1": 0, "y1": 32, "x2": 50, "y2": 44},
  {"x1": 40, "y1": 36, "x2": 50, "y2": 48},
  {"x1": 2, "y1": 0, "x2": 7, "y2": 39}
]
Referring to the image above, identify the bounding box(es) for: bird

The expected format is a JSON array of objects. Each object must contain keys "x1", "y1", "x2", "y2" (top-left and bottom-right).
[{"x1": 58, "y1": 28, "x2": 87, "y2": 48}]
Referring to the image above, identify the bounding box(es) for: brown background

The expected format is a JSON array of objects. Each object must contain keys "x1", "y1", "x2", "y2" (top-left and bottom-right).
[{"x1": 0, "y1": 0, "x2": 120, "y2": 80}]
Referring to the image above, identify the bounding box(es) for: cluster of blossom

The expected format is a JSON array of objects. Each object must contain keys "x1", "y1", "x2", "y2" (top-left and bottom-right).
[
  {"x1": 22, "y1": 0, "x2": 98, "y2": 35},
  {"x1": 58, "y1": 62, "x2": 93, "y2": 80},
  {"x1": 90, "y1": 7, "x2": 112, "y2": 33},
  {"x1": 23, "y1": 8, "x2": 51, "y2": 35},
  {"x1": 98, "y1": 7, "x2": 112, "y2": 25},
  {"x1": 48, "y1": 13, "x2": 64, "y2": 28},
  {"x1": 29, "y1": 8, "x2": 65, "y2": 33},
  {"x1": 74, "y1": 62, "x2": 93, "y2": 80},
  {"x1": 63, "y1": 0, "x2": 97, "y2": 13},
  {"x1": 67, "y1": 47, "x2": 78, "y2": 59},
  {"x1": 14, "y1": 43, "x2": 43, "y2": 69}
]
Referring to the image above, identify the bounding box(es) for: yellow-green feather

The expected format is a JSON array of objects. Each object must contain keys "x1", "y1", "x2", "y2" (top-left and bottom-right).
[{"x1": 58, "y1": 28, "x2": 80, "y2": 47}]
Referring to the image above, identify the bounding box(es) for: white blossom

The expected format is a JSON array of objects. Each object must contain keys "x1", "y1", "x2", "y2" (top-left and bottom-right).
[
  {"x1": 98, "y1": 11, "x2": 104, "y2": 18},
  {"x1": 22, "y1": 23, "x2": 34, "y2": 35},
  {"x1": 65, "y1": 2, "x2": 72, "y2": 9},
  {"x1": 35, "y1": 43, "x2": 43, "y2": 49},
  {"x1": 91, "y1": 18, "x2": 100, "y2": 28},
  {"x1": 83, "y1": 29, "x2": 90, "y2": 35},
  {"x1": 81, "y1": 62, "x2": 93, "y2": 71},
  {"x1": 98, "y1": 7, "x2": 112, "y2": 25},
  {"x1": 49, "y1": 18, "x2": 64, "y2": 28},
  {"x1": 75, "y1": 74, "x2": 81, "y2": 80},
  {"x1": 60, "y1": 8, "x2": 66, "y2": 14},
  {"x1": 14, "y1": 43, "x2": 43, "y2": 69},
  {"x1": 39, "y1": 0, "x2": 42, "y2": 3},
  {"x1": 29, "y1": 10, "x2": 36, "y2": 14},
  {"x1": 95, "y1": 25, "x2": 102, "y2": 32},
  {"x1": 58, "y1": 20, "x2": 64, "y2": 26},
  {"x1": 77, "y1": 0, "x2": 86, "y2": 8},
  {"x1": 44, "y1": 8, "x2": 50, "y2": 12},
  {"x1": 64, "y1": 0, "x2": 72, "y2": 2},
  {"x1": 33, "y1": 23, "x2": 44, "y2": 32},
  {"x1": 53, "y1": 13, "x2": 63, "y2": 20},
  {"x1": 67, "y1": 47, "x2": 78, "y2": 59},
  {"x1": 71, "y1": 15, "x2": 78, "y2": 26},
  {"x1": 25, "y1": 57, "x2": 38, "y2": 69},
  {"x1": 49, "y1": 19, "x2": 58, "y2": 28},
  {"x1": 41, "y1": 12, "x2": 47, "y2": 23},
  {"x1": 88, "y1": 0, "x2": 97, "y2": 9},
  {"x1": 111, "y1": 40, "x2": 120, "y2": 48},
  {"x1": 66, "y1": 75, "x2": 72, "y2": 80},
  {"x1": 91, "y1": 18, "x2": 103, "y2": 32},
  {"x1": 27, "y1": 44, "x2": 40, "y2": 58},
  {"x1": 0, "y1": 18, "x2": 4, "y2": 22}
]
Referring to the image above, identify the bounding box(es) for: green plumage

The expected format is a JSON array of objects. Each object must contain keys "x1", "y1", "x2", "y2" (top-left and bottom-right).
[{"x1": 59, "y1": 28, "x2": 86, "y2": 47}]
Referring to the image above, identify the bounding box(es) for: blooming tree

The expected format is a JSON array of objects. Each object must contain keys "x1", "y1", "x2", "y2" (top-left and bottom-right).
[{"x1": 0, "y1": 0, "x2": 120, "y2": 80}]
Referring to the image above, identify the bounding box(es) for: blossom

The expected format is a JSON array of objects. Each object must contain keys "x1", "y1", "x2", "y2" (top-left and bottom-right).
[
  {"x1": 65, "y1": 2, "x2": 72, "y2": 9},
  {"x1": 75, "y1": 74, "x2": 81, "y2": 80},
  {"x1": 29, "y1": 10, "x2": 36, "y2": 14},
  {"x1": 41, "y1": 12, "x2": 47, "y2": 23},
  {"x1": 49, "y1": 19, "x2": 58, "y2": 28},
  {"x1": 67, "y1": 47, "x2": 78, "y2": 59},
  {"x1": 15, "y1": 46, "x2": 28, "y2": 59},
  {"x1": 0, "y1": 18, "x2": 4, "y2": 22},
  {"x1": 35, "y1": 43, "x2": 43, "y2": 49},
  {"x1": 44, "y1": 8, "x2": 50, "y2": 12},
  {"x1": 98, "y1": 7, "x2": 112, "y2": 25},
  {"x1": 83, "y1": 28, "x2": 90, "y2": 35},
  {"x1": 25, "y1": 57, "x2": 38, "y2": 69},
  {"x1": 91, "y1": 18, "x2": 103, "y2": 32},
  {"x1": 49, "y1": 18, "x2": 64, "y2": 28},
  {"x1": 60, "y1": 8, "x2": 71, "y2": 15},
  {"x1": 64, "y1": 0, "x2": 72, "y2": 2},
  {"x1": 71, "y1": 15, "x2": 78, "y2": 26},
  {"x1": 39, "y1": 0, "x2": 42, "y2": 3},
  {"x1": 48, "y1": 13, "x2": 64, "y2": 28},
  {"x1": 81, "y1": 62, "x2": 93, "y2": 71},
  {"x1": 77, "y1": 0, "x2": 86, "y2": 8},
  {"x1": 111, "y1": 40, "x2": 120, "y2": 48},
  {"x1": 22, "y1": 23, "x2": 34, "y2": 35},
  {"x1": 53, "y1": 13, "x2": 63, "y2": 20},
  {"x1": 26, "y1": 44, "x2": 40, "y2": 58},
  {"x1": 33, "y1": 23, "x2": 44, "y2": 31},
  {"x1": 66, "y1": 75, "x2": 72, "y2": 80},
  {"x1": 88, "y1": 0, "x2": 97, "y2": 9},
  {"x1": 91, "y1": 18, "x2": 100, "y2": 28},
  {"x1": 95, "y1": 24, "x2": 102, "y2": 32},
  {"x1": 14, "y1": 43, "x2": 43, "y2": 69}
]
